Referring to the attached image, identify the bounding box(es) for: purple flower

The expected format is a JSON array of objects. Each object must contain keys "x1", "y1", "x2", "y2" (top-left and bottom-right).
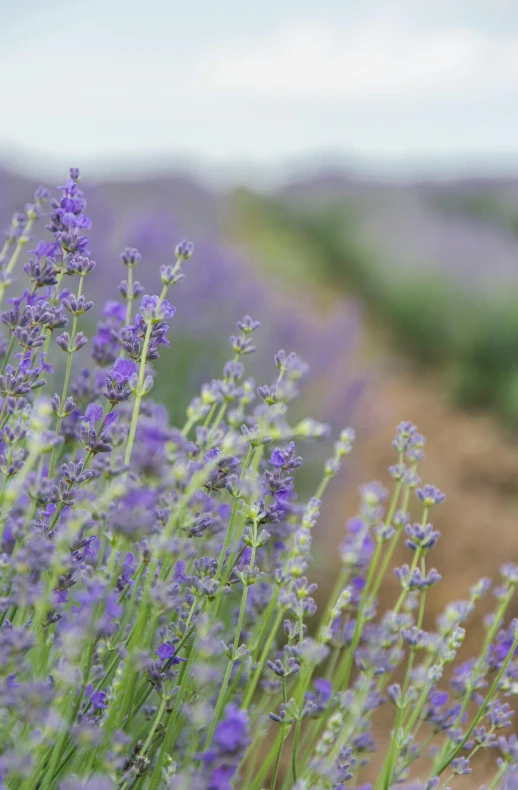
[
  {"x1": 175, "y1": 239, "x2": 194, "y2": 260},
  {"x1": 111, "y1": 357, "x2": 136, "y2": 381},
  {"x1": 208, "y1": 765, "x2": 236, "y2": 790},
  {"x1": 90, "y1": 690, "x2": 107, "y2": 710},
  {"x1": 416, "y1": 484, "x2": 446, "y2": 508},
  {"x1": 213, "y1": 705, "x2": 249, "y2": 752},
  {"x1": 405, "y1": 522, "x2": 440, "y2": 552},
  {"x1": 84, "y1": 403, "x2": 103, "y2": 428},
  {"x1": 140, "y1": 294, "x2": 176, "y2": 322},
  {"x1": 312, "y1": 678, "x2": 333, "y2": 705},
  {"x1": 103, "y1": 300, "x2": 126, "y2": 322},
  {"x1": 451, "y1": 757, "x2": 471, "y2": 775},
  {"x1": 269, "y1": 449, "x2": 285, "y2": 467},
  {"x1": 120, "y1": 247, "x2": 142, "y2": 267},
  {"x1": 103, "y1": 411, "x2": 118, "y2": 430},
  {"x1": 154, "y1": 642, "x2": 186, "y2": 664}
]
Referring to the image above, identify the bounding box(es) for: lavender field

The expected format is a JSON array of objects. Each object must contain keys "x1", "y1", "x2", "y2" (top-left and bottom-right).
[
  {"x1": 5, "y1": 0, "x2": 518, "y2": 786},
  {"x1": 231, "y1": 171, "x2": 518, "y2": 425},
  {"x1": 1, "y1": 163, "x2": 518, "y2": 790},
  {"x1": 0, "y1": 167, "x2": 365, "y2": 431}
]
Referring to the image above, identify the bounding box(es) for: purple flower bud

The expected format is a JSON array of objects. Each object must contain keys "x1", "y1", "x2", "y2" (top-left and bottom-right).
[
  {"x1": 120, "y1": 247, "x2": 142, "y2": 267},
  {"x1": 269, "y1": 449, "x2": 285, "y2": 467},
  {"x1": 416, "y1": 484, "x2": 446, "y2": 508},
  {"x1": 90, "y1": 690, "x2": 108, "y2": 710},
  {"x1": 175, "y1": 239, "x2": 194, "y2": 260},
  {"x1": 155, "y1": 642, "x2": 177, "y2": 661},
  {"x1": 238, "y1": 315, "x2": 260, "y2": 334}
]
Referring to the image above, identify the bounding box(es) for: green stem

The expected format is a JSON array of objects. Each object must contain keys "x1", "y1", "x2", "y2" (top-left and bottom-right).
[
  {"x1": 206, "y1": 520, "x2": 259, "y2": 749},
  {"x1": 206, "y1": 401, "x2": 227, "y2": 445},
  {"x1": 38, "y1": 641, "x2": 95, "y2": 790},
  {"x1": 334, "y1": 538, "x2": 385, "y2": 691},
  {"x1": 380, "y1": 559, "x2": 427, "y2": 790},
  {"x1": 435, "y1": 631, "x2": 518, "y2": 775},
  {"x1": 250, "y1": 586, "x2": 281, "y2": 661},
  {"x1": 271, "y1": 732, "x2": 286, "y2": 790},
  {"x1": 291, "y1": 715, "x2": 302, "y2": 784},
  {"x1": 124, "y1": 325, "x2": 152, "y2": 466},
  {"x1": 215, "y1": 443, "x2": 254, "y2": 582},
  {"x1": 202, "y1": 403, "x2": 217, "y2": 429},
  {"x1": 249, "y1": 729, "x2": 284, "y2": 790},
  {"x1": 142, "y1": 695, "x2": 167, "y2": 755},
  {"x1": 147, "y1": 632, "x2": 200, "y2": 789},
  {"x1": 243, "y1": 604, "x2": 284, "y2": 708},
  {"x1": 370, "y1": 483, "x2": 409, "y2": 601},
  {"x1": 49, "y1": 277, "x2": 84, "y2": 477},
  {"x1": 487, "y1": 763, "x2": 508, "y2": 790},
  {"x1": 124, "y1": 284, "x2": 168, "y2": 467},
  {"x1": 434, "y1": 581, "x2": 517, "y2": 771},
  {"x1": 334, "y1": 480, "x2": 407, "y2": 693},
  {"x1": 0, "y1": 216, "x2": 35, "y2": 306},
  {"x1": 0, "y1": 334, "x2": 16, "y2": 375},
  {"x1": 126, "y1": 266, "x2": 134, "y2": 326}
]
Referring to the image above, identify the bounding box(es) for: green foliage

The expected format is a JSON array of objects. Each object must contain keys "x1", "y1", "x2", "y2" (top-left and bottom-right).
[
  {"x1": 239, "y1": 193, "x2": 518, "y2": 426},
  {"x1": 435, "y1": 191, "x2": 518, "y2": 236}
]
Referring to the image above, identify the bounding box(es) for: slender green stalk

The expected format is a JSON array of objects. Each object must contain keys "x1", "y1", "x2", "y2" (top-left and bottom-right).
[
  {"x1": 249, "y1": 729, "x2": 284, "y2": 790},
  {"x1": 124, "y1": 325, "x2": 152, "y2": 466},
  {"x1": 205, "y1": 533, "x2": 257, "y2": 749},
  {"x1": 291, "y1": 711, "x2": 302, "y2": 784},
  {"x1": 141, "y1": 695, "x2": 167, "y2": 755},
  {"x1": 333, "y1": 478, "x2": 407, "y2": 693},
  {"x1": 215, "y1": 443, "x2": 254, "y2": 581},
  {"x1": 0, "y1": 335, "x2": 16, "y2": 375},
  {"x1": 48, "y1": 276, "x2": 84, "y2": 476},
  {"x1": 370, "y1": 483, "x2": 409, "y2": 601},
  {"x1": 378, "y1": 557, "x2": 427, "y2": 790},
  {"x1": 487, "y1": 763, "x2": 508, "y2": 790},
  {"x1": 243, "y1": 604, "x2": 284, "y2": 708},
  {"x1": 435, "y1": 630, "x2": 518, "y2": 775},
  {"x1": 202, "y1": 403, "x2": 217, "y2": 429},
  {"x1": 126, "y1": 265, "x2": 134, "y2": 326},
  {"x1": 124, "y1": 283, "x2": 168, "y2": 467},
  {"x1": 38, "y1": 641, "x2": 95, "y2": 790},
  {"x1": 270, "y1": 732, "x2": 286, "y2": 790},
  {"x1": 147, "y1": 634, "x2": 199, "y2": 789},
  {"x1": 250, "y1": 586, "x2": 281, "y2": 660},
  {"x1": 0, "y1": 216, "x2": 35, "y2": 306},
  {"x1": 434, "y1": 580, "x2": 517, "y2": 771},
  {"x1": 334, "y1": 537, "x2": 385, "y2": 691}
]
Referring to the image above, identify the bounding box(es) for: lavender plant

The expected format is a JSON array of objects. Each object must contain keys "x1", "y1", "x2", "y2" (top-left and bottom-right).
[{"x1": 0, "y1": 169, "x2": 517, "y2": 790}]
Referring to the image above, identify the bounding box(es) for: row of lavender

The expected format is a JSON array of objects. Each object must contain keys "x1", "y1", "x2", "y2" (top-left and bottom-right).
[
  {"x1": 261, "y1": 174, "x2": 518, "y2": 424},
  {"x1": 0, "y1": 172, "x2": 517, "y2": 789},
  {"x1": 278, "y1": 172, "x2": 518, "y2": 292},
  {"x1": 0, "y1": 168, "x2": 364, "y2": 435}
]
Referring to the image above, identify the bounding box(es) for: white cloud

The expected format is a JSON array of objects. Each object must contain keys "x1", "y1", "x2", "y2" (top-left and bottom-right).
[
  {"x1": 208, "y1": 18, "x2": 518, "y2": 99},
  {"x1": 2, "y1": 5, "x2": 518, "y2": 170}
]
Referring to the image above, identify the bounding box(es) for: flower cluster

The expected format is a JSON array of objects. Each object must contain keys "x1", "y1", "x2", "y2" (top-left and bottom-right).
[{"x1": 0, "y1": 170, "x2": 516, "y2": 790}]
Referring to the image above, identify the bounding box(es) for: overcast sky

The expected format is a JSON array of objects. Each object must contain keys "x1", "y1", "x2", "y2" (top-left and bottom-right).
[{"x1": 2, "y1": 0, "x2": 518, "y2": 179}]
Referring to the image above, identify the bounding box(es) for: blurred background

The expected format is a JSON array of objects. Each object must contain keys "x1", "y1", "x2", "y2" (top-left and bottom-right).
[{"x1": 3, "y1": 0, "x2": 518, "y2": 618}]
